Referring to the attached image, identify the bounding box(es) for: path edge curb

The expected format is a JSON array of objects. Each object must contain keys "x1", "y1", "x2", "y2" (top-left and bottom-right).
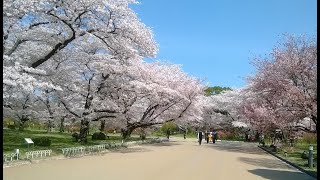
[{"x1": 258, "y1": 145, "x2": 317, "y2": 179}]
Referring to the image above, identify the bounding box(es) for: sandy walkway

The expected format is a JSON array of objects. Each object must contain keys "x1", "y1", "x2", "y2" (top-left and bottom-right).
[{"x1": 4, "y1": 137, "x2": 315, "y2": 180}]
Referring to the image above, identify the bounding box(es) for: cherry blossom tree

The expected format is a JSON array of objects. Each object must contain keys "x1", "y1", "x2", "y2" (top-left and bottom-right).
[
  {"x1": 3, "y1": 0, "x2": 207, "y2": 142},
  {"x1": 47, "y1": 56, "x2": 123, "y2": 140},
  {"x1": 202, "y1": 88, "x2": 248, "y2": 130},
  {"x1": 98, "y1": 61, "x2": 206, "y2": 139},
  {"x1": 3, "y1": 0, "x2": 157, "y2": 92},
  {"x1": 3, "y1": 89, "x2": 39, "y2": 130},
  {"x1": 3, "y1": 0, "x2": 158, "y2": 140},
  {"x1": 239, "y1": 34, "x2": 317, "y2": 135}
]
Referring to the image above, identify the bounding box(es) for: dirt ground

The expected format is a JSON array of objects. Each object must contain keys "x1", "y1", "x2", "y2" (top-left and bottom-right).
[{"x1": 3, "y1": 137, "x2": 315, "y2": 180}]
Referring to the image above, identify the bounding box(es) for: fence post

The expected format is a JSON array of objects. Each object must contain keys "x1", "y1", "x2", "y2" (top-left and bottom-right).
[{"x1": 308, "y1": 145, "x2": 313, "y2": 168}]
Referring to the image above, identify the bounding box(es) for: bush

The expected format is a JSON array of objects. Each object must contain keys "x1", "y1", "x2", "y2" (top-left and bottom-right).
[
  {"x1": 218, "y1": 131, "x2": 242, "y2": 141},
  {"x1": 299, "y1": 133, "x2": 317, "y2": 144},
  {"x1": 33, "y1": 137, "x2": 51, "y2": 147},
  {"x1": 301, "y1": 151, "x2": 309, "y2": 159},
  {"x1": 8, "y1": 124, "x2": 16, "y2": 130},
  {"x1": 270, "y1": 144, "x2": 277, "y2": 152},
  {"x1": 161, "y1": 122, "x2": 178, "y2": 134},
  {"x1": 92, "y1": 132, "x2": 106, "y2": 140},
  {"x1": 72, "y1": 133, "x2": 80, "y2": 141}
]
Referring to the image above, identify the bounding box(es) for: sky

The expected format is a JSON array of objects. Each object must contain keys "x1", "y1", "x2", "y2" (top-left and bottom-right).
[{"x1": 131, "y1": 0, "x2": 317, "y2": 88}]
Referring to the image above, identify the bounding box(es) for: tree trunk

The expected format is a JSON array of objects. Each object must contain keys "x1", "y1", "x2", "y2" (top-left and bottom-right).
[
  {"x1": 121, "y1": 127, "x2": 135, "y2": 140},
  {"x1": 79, "y1": 119, "x2": 90, "y2": 143},
  {"x1": 60, "y1": 117, "x2": 65, "y2": 133},
  {"x1": 311, "y1": 115, "x2": 317, "y2": 132},
  {"x1": 18, "y1": 117, "x2": 28, "y2": 131},
  {"x1": 18, "y1": 121, "x2": 25, "y2": 131},
  {"x1": 47, "y1": 120, "x2": 52, "y2": 133},
  {"x1": 87, "y1": 122, "x2": 90, "y2": 136},
  {"x1": 100, "y1": 119, "x2": 106, "y2": 132}
]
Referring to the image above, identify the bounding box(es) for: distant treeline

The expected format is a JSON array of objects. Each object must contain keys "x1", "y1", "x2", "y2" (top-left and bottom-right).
[{"x1": 204, "y1": 86, "x2": 232, "y2": 96}]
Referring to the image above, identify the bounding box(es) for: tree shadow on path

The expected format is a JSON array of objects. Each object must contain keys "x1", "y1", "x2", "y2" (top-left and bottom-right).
[
  {"x1": 204, "y1": 142, "x2": 265, "y2": 155},
  {"x1": 248, "y1": 169, "x2": 315, "y2": 180},
  {"x1": 238, "y1": 157, "x2": 292, "y2": 169},
  {"x1": 143, "y1": 142, "x2": 181, "y2": 147},
  {"x1": 108, "y1": 146, "x2": 152, "y2": 154},
  {"x1": 108, "y1": 141, "x2": 181, "y2": 153}
]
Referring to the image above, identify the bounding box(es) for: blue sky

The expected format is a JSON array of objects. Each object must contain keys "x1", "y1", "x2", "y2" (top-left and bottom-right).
[{"x1": 131, "y1": 0, "x2": 317, "y2": 88}]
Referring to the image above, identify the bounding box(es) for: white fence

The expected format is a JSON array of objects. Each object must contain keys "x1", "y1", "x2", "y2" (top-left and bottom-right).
[
  {"x1": 61, "y1": 143, "x2": 124, "y2": 157},
  {"x1": 87, "y1": 144, "x2": 107, "y2": 152},
  {"x1": 3, "y1": 153, "x2": 19, "y2": 163},
  {"x1": 26, "y1": 150, "x2": 52, "y2": 159},
  {"x1": 3, "y1": 138, "x2": 168, "y2": 162},
  {"x1": 61, "y1": 147, "x2": 86, "y2": 156}
]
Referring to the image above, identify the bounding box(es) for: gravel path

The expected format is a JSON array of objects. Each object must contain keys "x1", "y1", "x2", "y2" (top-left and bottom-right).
[{"x1": 3, "y1": 137, "x2": 315, "y2": 180}]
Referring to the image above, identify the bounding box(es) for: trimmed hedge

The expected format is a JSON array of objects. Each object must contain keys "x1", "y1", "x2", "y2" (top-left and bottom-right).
[
  {"x1": 92, "y1": 132, "x2": 106, "y2": 140},
  {"x1": 33, "y1": 137, "x2": 52, "y2": 147}
]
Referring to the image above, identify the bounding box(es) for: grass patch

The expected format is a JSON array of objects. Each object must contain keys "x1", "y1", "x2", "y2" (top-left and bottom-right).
[
  {"x1": 263, "y1": 142, "x2": 317, "y2": 176},
  {"x1": 3, "y1": 129, "x2": 151, "y2": 158}
]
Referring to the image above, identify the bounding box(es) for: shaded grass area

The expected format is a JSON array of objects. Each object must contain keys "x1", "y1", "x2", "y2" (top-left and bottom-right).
[
  {"x1": 263, "y1": 142, "x2": 317, "y2": 177},
  {"x1": 3, "y1": 129, "x2": 147, "y2": 158}
]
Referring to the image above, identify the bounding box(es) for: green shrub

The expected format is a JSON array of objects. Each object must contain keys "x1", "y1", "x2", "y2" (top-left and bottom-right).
[
  {"x1": 8, "y1": 124, "x2": 16, "y2": 130},
  {"x1": 92, "y1": 132, "x2": 106, "y2": 140},
  {"x1": 72, "y1": 132, "x2": 80, "y2": 141},
  {"x1": 140, "y1": 134, "x2": 146, "y2": 140},
  {"x1": 33, "y1": 137, "x2": 51, "y2": 147},
  {"x1": 218, "y1": 131, "x2": 243, "y2": 141},
  {"x1": 151, "y1": 130, "x2": 163, "y2": 137},
  {"x1": 161, "y1": 122, "x2": 178, "y2": 134}
]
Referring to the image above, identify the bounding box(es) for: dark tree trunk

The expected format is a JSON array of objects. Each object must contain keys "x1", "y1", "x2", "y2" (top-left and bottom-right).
[
  {"x1": 311, "y1": 115, "x2": 317, "y2": 132},
  {"x1": 18, "y1": 121, "x2": 25, "y2": 131},
  {"x1": 87, "y1": 122, "x2": 90, "y2": 136},
  {"x1": 60, "y1": 117, "x2": 65, "y2": 133},
  {"x1": 121, "y1": 127, "x2": 135, "y2": 140},
  {"x1": 100, "y1": 120, "x2": 106, "y2": 132},
  {"x1": 47, "y1": 120, "x2": 53, "y2": 133},
  {"x1": 18, "y1": 117, "x2": 29, "y2": 131},
  {"x1": 79, "y1": 119, "x2": 90, "y2": 143}
]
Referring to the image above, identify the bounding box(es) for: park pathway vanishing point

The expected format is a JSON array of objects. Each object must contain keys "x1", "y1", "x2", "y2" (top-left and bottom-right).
[{"x1": 3, "y1": 137, "x2": 315, "y2": 180}]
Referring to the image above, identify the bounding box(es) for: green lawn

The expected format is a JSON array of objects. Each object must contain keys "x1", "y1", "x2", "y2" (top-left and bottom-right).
[
  {"x1": 263, "y1": 141, "x2": 317, "y2": 176},
  {"x1": 3, "y1": 129, "x2": 148, "y2": 158}
]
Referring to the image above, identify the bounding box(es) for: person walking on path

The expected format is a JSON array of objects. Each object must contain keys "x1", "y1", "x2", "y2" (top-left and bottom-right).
[
  {"x1": 207, "y1": 133, "x2": 210, "y2": 144},
  {"x1": 198, "y1": 130, "x2": 203, "y2": 145},
  {"x1": 259, "y1": 133, "x2": 265, "y2": 146},
  {"x1": 166, "y1": 129, "x2": 170, "y2": 140},
  {"x1": 213, "y1": 132, "x2": 217, "y2": 143},
  {"x1": 204, "y1": 130, "x2": 208, "y2": 142}
]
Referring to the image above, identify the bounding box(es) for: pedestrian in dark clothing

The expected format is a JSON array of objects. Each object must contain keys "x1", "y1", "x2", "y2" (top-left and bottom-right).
[
  {"x1": 204, "y1": 130, "x2": 208, "y2": 142},
  {"x1": 166, "y1": 129, "x2": 170, "y2": 139},
  {"x1": 213, "y1": 132, "x2": 217, "y2": 143},
  {"x1": 198, "y1": 131, "x2": 203, "y2": 145}
]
